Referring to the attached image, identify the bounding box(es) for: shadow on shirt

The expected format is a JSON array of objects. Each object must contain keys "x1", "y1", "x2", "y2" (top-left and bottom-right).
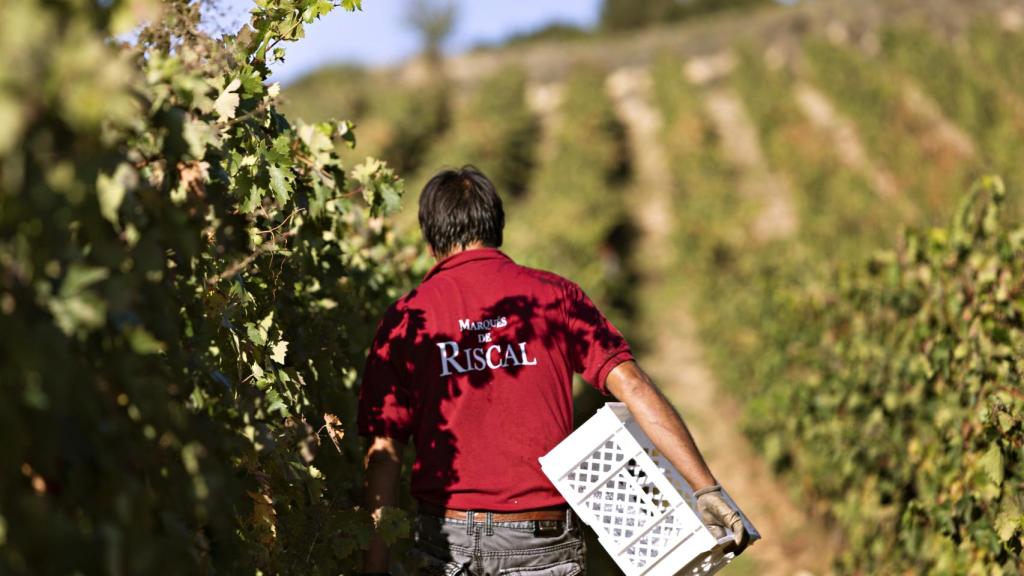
[{"x1": 360, "y1": 288, "x2": 630, "y2": 508}]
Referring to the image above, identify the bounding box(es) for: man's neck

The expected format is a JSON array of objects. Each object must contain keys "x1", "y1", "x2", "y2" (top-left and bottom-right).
[{"x1": 434, "y1": 241, "x2": 488, "y2": 261}]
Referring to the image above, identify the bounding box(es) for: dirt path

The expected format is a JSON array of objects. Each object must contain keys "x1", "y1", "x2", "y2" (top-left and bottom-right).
[
  {"x1": 607, "y1": 67, "x2": 837, "y2": 576},
  {"x1": 899, "y1": 82, "x2": 977, "y2": 161},
  {"x1": 794, "y1": 83, "x2": 913, "y2": 206},
  {"x1": 525, "y1": 81, "x2": 565, "y2": 165},
  {"x1": 606, "y1": 68, "x2": 674, "y2": 271},
  {"x1": 703, "y1": 88, "x2": 799, "y2": 243},
  {"x1": 793, "y1": 82, "x2": 922, "y2": 222}
]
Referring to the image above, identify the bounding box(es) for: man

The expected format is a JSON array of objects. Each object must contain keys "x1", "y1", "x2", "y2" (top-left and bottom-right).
[{"x1": 358, "y1": 166, "x2": 747, "y2": 575}]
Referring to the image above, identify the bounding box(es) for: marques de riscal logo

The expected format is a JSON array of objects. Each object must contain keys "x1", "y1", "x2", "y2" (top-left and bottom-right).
[
  {"x1": 438, "y1": 316, "x2": 537, "y2": 376},
  {"x1": 458, "y1": 316, "x2": 508, "y2": 332}
]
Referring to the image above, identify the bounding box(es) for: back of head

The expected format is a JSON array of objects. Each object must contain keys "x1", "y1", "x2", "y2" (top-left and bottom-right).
[{"x1": 419, "y1": 165, "x2": 505, "y2": 258}]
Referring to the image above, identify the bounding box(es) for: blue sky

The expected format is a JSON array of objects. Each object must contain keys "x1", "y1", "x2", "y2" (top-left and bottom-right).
[{"x1": 220, "y1": 0, "x2": 603, "y2": 84}]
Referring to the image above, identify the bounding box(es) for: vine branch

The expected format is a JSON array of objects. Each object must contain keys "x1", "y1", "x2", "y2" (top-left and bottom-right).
[{"x1": 206, "y1": 227, "x2": 299, "y2": 286}]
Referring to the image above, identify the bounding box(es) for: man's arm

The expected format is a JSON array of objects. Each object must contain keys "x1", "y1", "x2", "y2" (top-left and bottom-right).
[
  {"x1": 362, "y1": 435, "x2": 405, "y2": 573},
  {"x1": 605, "y1": 360, "x2": 748, "y2": 552},
  {"x1": 605, "y1": 361, "x2": 715, "y2": 490}
]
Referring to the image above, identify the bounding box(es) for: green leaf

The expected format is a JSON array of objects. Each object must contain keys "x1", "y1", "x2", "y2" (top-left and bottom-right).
[
  {"x1": 181, "y1": 443, "x2": 202, "y2": 475},
  {"x1": 979, "y1": 444, "x2": 1004, "y2": 486},
  {"x1": 351, "y1": 157, "x2": 404, "y2": 216},
  {"x1": 238, "y1": 67, "x2": 265, "y2": 97},
  {"x1": 241, "y1": 186, "x2": 264, "y2": 214},
  {"x1": 49, "y1": 293, "x2": 107, "y2": 336},
  {"x1": 995, "y1": 502, "x2": 1021, "y2": 542},
  {"x1": 376, "y1": 506, "x2": 410, "y2": 546},
  {"x1": 0, "y1": 93, "x2": 25, "y2": 155},
  {"x1": 298, "y1": 122, "x2": 333, "y2": 155},
  {"x1": 268, "y1": 165, "x2": 292, "y2": 204},
  {"x1": 215, "y1": 78, "x2": 242, "y2": 123},
  {"x1": 22, "y1": 380, "x2": 49, "y2": 410},
  {"x1": 97, "y1": 172, "x2": 126, "y2": 226},
  {"x1": 266, "y1": 134, "x2": 293, "y2": 165},
  {"x1": 126, "y1": 326, "x2": 167, "y2": 355},
  {"x1": 183, "y1": 118, "x2": 217, "y2": 159},
  {"x1": 259, "y1": 311, "x2": 274, "y2": 334},
  {"x1": 96, "y1": 163, "x2": 136, "y2": 228},
  {"x1": 247, "y1": 323, "x2": 266, "y2": 346},
  {"x1": 270, "y1": 340, "x2": 288, "y2": 364},
  {"x1": 379, "y1": 183, "x2": 401, "y2": 215},
  {"x1": 266, "y1": 388, "x2": 287, "y2": 415},
  {"x1": 61, "y1": 264, "x2": 110, "y2": 297},
  {"x1": 337, "y1": 120, "x2": 356, "y2": 149}
]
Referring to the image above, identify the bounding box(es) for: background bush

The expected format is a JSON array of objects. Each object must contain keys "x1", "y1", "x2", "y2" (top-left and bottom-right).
[{"x1": 0, "y1": 0, "x2": 421, "y2": 573}]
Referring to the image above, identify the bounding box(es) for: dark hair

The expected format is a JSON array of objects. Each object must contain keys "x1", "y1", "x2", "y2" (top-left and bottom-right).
[{"x1": 418, "y1": 165, "x2": 505, "y2": 257}]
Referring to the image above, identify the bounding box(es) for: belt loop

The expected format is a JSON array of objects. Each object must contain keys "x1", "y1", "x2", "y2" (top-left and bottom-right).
[
  {"x1": 566, "y1": 508, "x2": 572, "y2": 529},
  {"x1": 466, "y1": 510, "x2": 475, "y2": 535},
  {"x1": 485, "y1": 511, "x2": 494, "y2": 536}
]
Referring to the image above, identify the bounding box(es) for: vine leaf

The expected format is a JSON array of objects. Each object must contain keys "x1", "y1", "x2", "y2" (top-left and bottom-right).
[
  {"x1": 979, "y1": 443, "x2": 1004, "y2": 487},
  {"x1": 97, "y1": 163, "x2": 137, "y2": 227},
  {"x1": 271, "y1": 340, "x2": 288, "y2": 364},
  {"x1": 375, "y1": 506, "x2": 410, "y2": 546},
  {"x1": 995, "y1": 502, "x2": 1021, "y2": 542},
  {"x1": 269, "y1": 165, "x2": 292, "y2": 204},
  {"x1": 215, "y1": 78, "x2": 242, "y2": 123},
  {"x1": 97, "y1": 172, "x2": 126, "y2": 227},
  {"x1": 126, "y1": 326, "x2": 167, "y2": 355},
  {"x1": 0, "y1": 92, "x2": 25, "y2": 155},
  {"x1": 322, "y1": 413, "x2": 344, "y2": 452}
]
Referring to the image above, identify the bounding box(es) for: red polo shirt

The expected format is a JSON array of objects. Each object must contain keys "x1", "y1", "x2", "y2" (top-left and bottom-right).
[{"x1": 358, "y1": 248, "x2": 633, "y2": 511}]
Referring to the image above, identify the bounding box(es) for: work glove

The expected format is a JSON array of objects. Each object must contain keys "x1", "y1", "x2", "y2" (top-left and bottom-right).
[{"x1": 695, "y1": 484, "x2": 749, "y2": 555}]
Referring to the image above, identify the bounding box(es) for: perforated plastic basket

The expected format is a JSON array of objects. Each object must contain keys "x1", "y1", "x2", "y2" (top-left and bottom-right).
[{"x1": 539, "y1": 403, "x2": 760, "y2": 576}]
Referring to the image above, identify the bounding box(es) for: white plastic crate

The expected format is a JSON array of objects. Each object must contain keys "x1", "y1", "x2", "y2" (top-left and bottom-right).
[{"x1": 539, "y1": 403, "x2": 760, "y2": 576}]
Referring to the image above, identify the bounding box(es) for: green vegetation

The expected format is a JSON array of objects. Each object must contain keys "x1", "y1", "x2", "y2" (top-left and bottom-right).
[
  {"x1": 734, "y1": 49, "x2": 901, "y2": 257},
  {"x1": 375, "y1": 82, "x2": 450, "y2": 175},
  {"x1": 0, "y1": 0, "x2": 420, "y2": 573},
  {"x1": 756, "y1": 178, "x2": 1023, "y2": 574},
  {"x1": 416, "y1": 66, "x2": 539, "y2": 199},
  {"x1": 650, "y1": 53, "x2": 747, "y2": 266},
  {"x1": 804, "y1": 39, "x2": 977, "y2": 223},
  {"x1": 284, "y1": 70, "x2": 450, "y2": 177},
  {"x1": 505, "y1": 68, "x2": 634, "y2": 328},
  {"x1": 492, "y1": 23, "x2": 592, "y2": 48},
  {"x1": 600, "y1": 0, "x2": 771, "y2": 32},
  {"x1": 884, "y1": 27, "x2": 1024, "y2": 213},
  {"x1": 968, "y1": 19, "x2": 1024, "y2": 96},
  {"x1": 280, "y1": 64, "x2": 371, "y2": 124},
  {"x1": 654, "y1": 43, "x2": 1024, "y2": 574}
]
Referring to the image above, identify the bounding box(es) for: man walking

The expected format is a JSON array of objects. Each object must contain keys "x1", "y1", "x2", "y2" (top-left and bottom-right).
[{"x1": 358, "y1": 166, "x2": 747, "y2": 575}]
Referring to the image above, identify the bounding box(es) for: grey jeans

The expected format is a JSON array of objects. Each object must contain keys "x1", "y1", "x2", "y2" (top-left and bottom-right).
[{"x1": 412, "y1": 510, "x2": 587, "y2": 576}]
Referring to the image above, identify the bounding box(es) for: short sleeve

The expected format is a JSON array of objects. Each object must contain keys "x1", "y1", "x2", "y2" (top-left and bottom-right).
[
  {"x1": 565, "y1": 283, "x2": 634, "y2": 394},
  {"x1": 357, "y1": 304, "x2": 414, "y2": 442}
]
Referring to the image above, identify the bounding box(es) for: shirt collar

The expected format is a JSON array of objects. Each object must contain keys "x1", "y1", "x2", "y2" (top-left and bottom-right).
[{"x1": 423, "y1": 247, "x2": 512, "y2": 281}]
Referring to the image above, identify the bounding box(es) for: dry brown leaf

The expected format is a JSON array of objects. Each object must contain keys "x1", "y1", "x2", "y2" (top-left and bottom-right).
[
  {"x1": 323, "y1": 413, "x2": 345, "y2": 453},
  {"x1": 177, "y1": 160, "x2": 210, "y2": 198}
]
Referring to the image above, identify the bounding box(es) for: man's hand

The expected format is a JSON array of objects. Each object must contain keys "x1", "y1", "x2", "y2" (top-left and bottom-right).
[
  {"x1": 606, "y1": 362, "x2": 749, "y2": 556},
  {"x1": 695, "y1": 484, "x2": 749, "y2": 554}
]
